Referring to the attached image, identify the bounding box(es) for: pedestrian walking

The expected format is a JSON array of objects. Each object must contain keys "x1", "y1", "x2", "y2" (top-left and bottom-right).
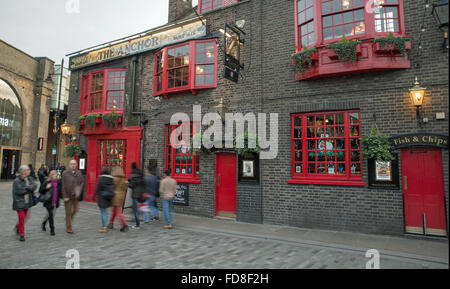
[
  {"x1": 37, "y1": 164, "x2": 48, "y2": 186},
  {"x1": 61, "y1": 160, "x2": 85, "y2": 234},
  {"x1": 12, "y1": 165, "x2": 37, "y2": 241},
  {"x1": 128, "y1": 162, "x2": 146, "y2": 229},
  {"x1": 143, "y1": 167, "x2": 160, "y2": 223},
  {"x1": 107, "y1": 166, "x2": 129, "y2": 232},
  {"x1": 159, "y1": 170, "x2": 177, "y2": 229},
  {"x1": 93, "y1": 167, "x2": 114, "y2": 233},
  {"x1": 39, "y1": 170, "x2": 61, "y2": 236},
  {"x1": 28, "y1": 164, "x2": 37, "y2": 182}
]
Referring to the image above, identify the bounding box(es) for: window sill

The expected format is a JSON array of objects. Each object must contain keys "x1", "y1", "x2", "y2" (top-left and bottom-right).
[
  {"x1": 287, "y1": 179, "x2": 366, "y2": 187},
  {"x1": 172, "y1": 176, "x2": 200, "y2": 184}
]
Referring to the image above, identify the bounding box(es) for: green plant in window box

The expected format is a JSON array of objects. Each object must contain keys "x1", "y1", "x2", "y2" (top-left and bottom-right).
[
  {"x1": 85, "y1": 114, "x2": 101, "y2": 131},
  {"x1": 234, "y1": 130, "x2": 262, "y2": 156},
  {"x1": 326, "y1": 35, "x2": 362, "y2": 62},
  {"x1": 373, "y1": 32, "x2": 411, "y2": 56},
  {"x1": 102, "y1": 111, "x2": 122, "y2": 129},
  {"x1": 361, "y1": 126, "x2": 394, "y2": 162},
  {"x1": 291, "y1": 47, "x2": 318, "y2": 76},
  {"x1": 63, "y1": 141, "x2": 82, "y2": 158}
]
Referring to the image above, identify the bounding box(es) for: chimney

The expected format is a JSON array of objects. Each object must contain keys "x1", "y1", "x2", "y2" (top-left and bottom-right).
[{"x1": 168, "y1": 0, "x2": 193, "y2": 23}]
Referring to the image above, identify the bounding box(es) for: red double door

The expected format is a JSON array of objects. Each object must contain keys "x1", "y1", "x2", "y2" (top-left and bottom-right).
[
  {"x1": 215, "y1": 153, "x2": 237, "y2": 218},
  {"x1": 401, "y1": 148, "x2": 447, "y2": 236}
]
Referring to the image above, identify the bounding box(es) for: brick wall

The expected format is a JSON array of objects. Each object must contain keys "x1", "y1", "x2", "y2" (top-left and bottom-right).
[{"x1": 67, "y1": 0, "x2": 448, "y2": 236}]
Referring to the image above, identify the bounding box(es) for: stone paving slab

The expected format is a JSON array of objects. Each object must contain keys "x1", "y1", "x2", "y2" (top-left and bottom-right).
[{"x1": 0, "y1": 182, "x2": 448, "y2": 269}]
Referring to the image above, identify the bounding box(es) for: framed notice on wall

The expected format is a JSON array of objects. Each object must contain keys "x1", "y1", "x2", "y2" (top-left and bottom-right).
[
  {"x1": 368, "y1": 154, "x2": 399, "y2": 189},
  {"x1": 238, "y1": 153, "x2": 259, "y2": 183}
]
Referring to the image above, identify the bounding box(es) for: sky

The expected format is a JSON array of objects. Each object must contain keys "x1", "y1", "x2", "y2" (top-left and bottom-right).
[{"x1": 0, "y1": 0, "x2": 199, "y2": 66}]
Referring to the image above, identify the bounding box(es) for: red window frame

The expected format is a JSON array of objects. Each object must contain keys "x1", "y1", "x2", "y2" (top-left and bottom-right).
[
  {"x1": 153, "y1": 39, "x2": 217, "y2": 97},
  {"x1": 288, "y1": 110, "x2": 364, "y2": 186},
  {"x1": 294, "y1": 0, "x2": 406, "y2": 52},
  {"x1": 297, "y1": 0, "x2": 315, "y2": 48},
  {"x1": 165, "y1": 123, "x2": 200, "y2": 183},
  {"x1": 79, "y1": 68, "x2": 126, "y2": 116},
  {"x1": 198, "y1": 0, "x2": 240, "y2": 14}
]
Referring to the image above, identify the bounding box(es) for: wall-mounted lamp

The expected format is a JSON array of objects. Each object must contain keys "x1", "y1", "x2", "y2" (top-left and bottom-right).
[
  {"x1": 409, "y1": 77, "x2": 426, "y2": 126},
  {"x1": 431, "y1": 0, "x2": 449, "y2": 52}
]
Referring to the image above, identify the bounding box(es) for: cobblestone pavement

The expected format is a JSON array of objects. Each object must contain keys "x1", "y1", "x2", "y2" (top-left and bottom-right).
[{"x1": 0, "y1": 182, "x2": 447, "y2": 269}]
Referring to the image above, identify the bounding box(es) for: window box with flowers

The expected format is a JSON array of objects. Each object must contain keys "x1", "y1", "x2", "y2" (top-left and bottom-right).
[
  {"x1": 291, "y1": 48, "x2": 319, "y2": 77},
  {"x1": 373, "y1": 32, "x2": 411, "y2": 55}
]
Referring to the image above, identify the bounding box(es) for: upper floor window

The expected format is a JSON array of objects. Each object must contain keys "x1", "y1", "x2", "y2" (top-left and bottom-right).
[
  {"x1": 295, "y1": 0, "x2": 405, "y2": 50},
  {"x1": 153, "y1": 39, "x2": 217, "y2": 97},
  {"x1": 198, "y1": 0, "x2": 240, "y2": 14},
  {"x1": 80, "y1": 68, "x2": 126, "y2": 115}
]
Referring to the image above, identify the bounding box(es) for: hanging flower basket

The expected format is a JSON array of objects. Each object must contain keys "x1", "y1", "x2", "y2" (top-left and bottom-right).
[
  {"x1": 362, "y1": 126, "x2": 394, "y2": 162},
  {"x1": 234, "y1": 130, "x2": 262, "y2": 156},
  {"x1": 63, "y1": 141, "x2": 82, "y2": 158}
]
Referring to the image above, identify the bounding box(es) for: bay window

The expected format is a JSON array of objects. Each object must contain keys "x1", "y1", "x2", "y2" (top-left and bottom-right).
[
  {"x1": 288, "y1": 110, "x2": 364, "y2": 186},
  {"x1": 80, "y1": 68, "x2": 126, "y2": 115},
  {"x1": 165, "y1": 123, "x2": 200, "y2": 183},
  {"x1": 153, "y1": 39, "x2": 217, "y2": 97},
  {"x1": 198, "y1": 0, "x2": 240, "y2": 14},
  {"x1": 295, "y1": 0, "x2": 406, "y2": 50}
]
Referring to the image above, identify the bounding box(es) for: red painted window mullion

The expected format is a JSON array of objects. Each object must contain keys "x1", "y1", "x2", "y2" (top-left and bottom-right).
[
  {"x1": 302, "y1": 114, "x2": 307, "y2": 177},
  {"x1": 344, "y1": 112, "x2": 351, "y2": 179}
]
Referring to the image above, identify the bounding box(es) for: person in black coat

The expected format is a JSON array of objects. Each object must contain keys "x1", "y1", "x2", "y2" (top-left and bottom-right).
[
  {"x1": 39, "y1": 170, "x2": 61, "y2": 236},
  {"x1": 93, "y1": 167, "x2": 114, "y2": 233},
  {"x1": 128, "y1": 162, "x2": 145, "y2": 229},
  {"x1": 37, "y1": 164, "x2": 48, "y2": 186}
]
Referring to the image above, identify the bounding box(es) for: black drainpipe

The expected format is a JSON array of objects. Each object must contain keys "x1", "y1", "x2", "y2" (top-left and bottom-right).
[{"x1": 130, "y1": 56, "x2": 146, "y2": 171}]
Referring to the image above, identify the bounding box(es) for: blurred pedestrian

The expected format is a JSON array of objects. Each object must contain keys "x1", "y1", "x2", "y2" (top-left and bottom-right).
[
  {"x1": 128, "y1": 162, "x2": 146, "y2": 229},
  {"x1": 143, "y1": 167, "x2": 160, "y2": 223},
  {"x1": 107, "y1": 166, "x2": 129, "y2": 232},
  {"x1": 61, "y1": 160, "x2": 85, "y2": 234},
  {"x1": 93, "y1": 167, "x2": 114, "y2": 233},
  {"x1": 28, "y1": 164, "x2": 37, "y2": 182},
  {"x1": 37, "y1": 164, "x2": 48, "y2": 186},
  {"x1": 159, "y1": 170, "x2": 177, "y2": 229},
  {"x1": 12, "y1": 165, "x2": 37, "y2": 241},
  {"x1": 39, "y1": 170, "x2": 61, "y2": 236}
]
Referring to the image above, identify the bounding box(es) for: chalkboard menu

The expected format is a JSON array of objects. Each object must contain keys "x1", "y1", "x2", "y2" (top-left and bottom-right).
[{"x1": 174, "y1": 183, "x2": 189, "y2": 206}]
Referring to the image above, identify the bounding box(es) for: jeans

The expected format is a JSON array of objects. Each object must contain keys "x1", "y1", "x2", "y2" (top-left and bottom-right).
[
  {"x1": 132, "y1": 199, "x2": 140, "y2": 227},
  {"x1": 43, "y1": 207, "x2": 57, "y2": 232},
  {"x1": 100, "y1": 208, "x2": 108, "y2": 228},
  {"x1": 162, "y1": 198, "x2": 174, "y2": 226},
  {"x1": 144, "y1": 195, "x2": 160, "y2": 222}
]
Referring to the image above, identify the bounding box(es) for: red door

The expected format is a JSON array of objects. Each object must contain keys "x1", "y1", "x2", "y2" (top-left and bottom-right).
[
  {"x1": 401, "y1": 148, "x2": 447, "y2": 236},
  {"x1": 215, "y1": 153, "x2": 237, "y2": 217}
]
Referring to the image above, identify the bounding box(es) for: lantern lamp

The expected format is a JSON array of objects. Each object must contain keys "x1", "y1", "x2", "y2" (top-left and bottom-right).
[
  {"x1": 431, "y1": 0, "x2": 449, "y2": 52},
  {"x1": 409, "y1": 77, "x2": 426, "y2": 126},
  {"x1": 60, "y1": 121, "x2": 72, "y2": 135}
]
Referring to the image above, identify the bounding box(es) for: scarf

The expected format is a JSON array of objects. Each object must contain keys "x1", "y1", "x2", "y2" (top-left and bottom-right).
[{"x1": 51, "y1": 179, "x2": 58, "y2": 207}]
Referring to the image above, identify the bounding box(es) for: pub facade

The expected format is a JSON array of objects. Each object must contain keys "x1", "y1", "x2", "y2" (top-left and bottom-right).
[{"x1": 67, "y1": 0, "x2": 449, "y2": 237}]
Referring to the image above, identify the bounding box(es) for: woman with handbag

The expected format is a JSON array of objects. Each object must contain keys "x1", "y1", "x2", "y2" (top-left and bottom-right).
[
  {"x1": 39, "y1": 170, "x2": 61, "y2": 236},
  {"x1": 93, "y1": 167, "x2": 114, "y2": 233},
  {"x1": 12, "y1": 165, "x2": 37, "y2": 242}
]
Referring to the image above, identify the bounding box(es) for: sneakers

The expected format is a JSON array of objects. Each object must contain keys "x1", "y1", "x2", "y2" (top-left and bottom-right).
[
  {"x1": 152, "y1": 216, "x2": 160, "y2": 221},
  {"x1": 131, "y1": 225, "x2": 141, "y2": 229},
  {"x1": 19, "y1": 236, "x2": 25, "y2": 242},
  {"x1": 120, "y1": 225, "x2": 129, "y2": 232},
  {"x1": 107, "y1": 223, "x2": 114, "y2": 230},
  {"x1": 164, "y1": 225, "x2": 173, "y2": 229},
  {"x1": 50, "y1": 230, "x2": 55, "y2": 236},
  {"x1": 98, "y1": 227, "x2": 107, "y2": 233}
]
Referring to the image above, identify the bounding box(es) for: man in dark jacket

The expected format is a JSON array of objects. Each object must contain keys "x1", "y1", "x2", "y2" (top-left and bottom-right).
[
  {"x1": 144, "y1": 167, "x2": 160, "y2": 222},
  {"x1": 128, "y1": 162, "x2": 145, "y2": 229},
  {"x1": 12, "y1": 165, "x2": 37, "y2": 241},
  {"x1": 37, "y1": 164, "x2": 48, "y2": 186},
  {"x1": 93, "y1": 167, "x2": 114, "y2": 233}
]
